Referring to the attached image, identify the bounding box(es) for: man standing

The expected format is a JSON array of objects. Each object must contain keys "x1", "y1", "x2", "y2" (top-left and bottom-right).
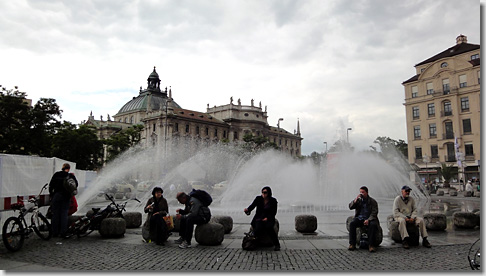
[
  {"x1": 48, "y1": 163, "x2": 78, "y2": 238},
  {"x1": 175, "y1": 192, "x2": 211, "y2": 249},
  {"x1": 348, "y1": 186, "x2": 379, "y2": 252},
  {"x1": 393, "y1": 185, "x2": 431, "y2": 249}
]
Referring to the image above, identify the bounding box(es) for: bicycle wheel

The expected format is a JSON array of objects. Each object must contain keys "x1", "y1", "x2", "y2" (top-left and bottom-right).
[
  {"x1": 32, "y1": 213, "x2": 51, "y2": 240},
  {"x1": 2, "y1": 217, "x2": 25, "y2": 252},
  {"x1": 76, "y1": 220, "x2": 94, "y2": 238}
]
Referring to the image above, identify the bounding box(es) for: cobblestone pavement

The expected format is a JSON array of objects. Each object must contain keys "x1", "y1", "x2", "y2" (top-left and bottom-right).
[{"x1": 0, "y1": 231, "x2": 477, "y2": 272}]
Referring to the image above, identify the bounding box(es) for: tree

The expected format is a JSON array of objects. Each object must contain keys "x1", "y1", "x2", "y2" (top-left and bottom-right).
[
  {"x1": 29, "y1": 98, "x2": 62, "y2": 156},
  {"x1": 328, "y1": 139, "x2": 354, "y2": 153},
  {"x1": 438, "y1": 163, "x2": 456, "y2": 188},
  {"x1": 104, "y1": 124, "x2": 144, "y2": 162},
  {"x1": 241, "y1": 133, "x2": 278, "y2": 152},
  {"x1": 372, "y1": 136, "x2": 408, "y2": 159},
  {"x1": 51, "y1": 122, "x2": 103, "y2": 170},
  {"x1": 0, "y1": 86, "x2": 31, "y2": 154}
]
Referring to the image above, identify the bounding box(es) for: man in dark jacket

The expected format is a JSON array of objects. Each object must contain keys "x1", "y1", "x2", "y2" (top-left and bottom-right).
[
  {"x1": 48, "y1": 163, "x2": 78, "y2": 238},
  {"x1": 348, "y1": 186, "x2": 379, "y2": 252},
  {"x1": 174, "y1": 192, "x2": 211, "y2": 249}
]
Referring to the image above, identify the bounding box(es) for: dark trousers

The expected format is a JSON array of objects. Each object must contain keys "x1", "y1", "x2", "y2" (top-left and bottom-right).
[
  {"x1": 150, "y1": 213, "x2": 168, "y2": 244},
  {"x1": 179, "y1": 215, "x2": 206, "y2": 244},
  {"x1": 253, "y1": 220, "x2": 280, "y2": 247},
  {"x1": 349, "y1": 218, "x2": 378, "y2": 246},
  {"x1": 51, "y1": 193, "x2": 70, "y2": 236}
]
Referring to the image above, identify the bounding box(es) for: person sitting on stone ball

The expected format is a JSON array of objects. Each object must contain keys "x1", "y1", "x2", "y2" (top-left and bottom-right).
[
  {"x1": 243, "y1": 186, "x2": 281, "y2": 251},
  {"x1": 348, "y1": 185, "x2": 379, "y2": 252},
  {"x1": 143, "y1": 186, "x2": 169, "y2": 245},
  {"x1": 174, "y1": 191, "x2": 211, "y2": 249},
  {"x1": 393, "y1": 185, "x2": 431, "y2": 249}
]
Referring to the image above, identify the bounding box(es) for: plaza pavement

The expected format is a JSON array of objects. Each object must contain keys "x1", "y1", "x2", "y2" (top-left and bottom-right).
[{"x1": 0, "y1": 194, "x2": 481, "y2": 272}]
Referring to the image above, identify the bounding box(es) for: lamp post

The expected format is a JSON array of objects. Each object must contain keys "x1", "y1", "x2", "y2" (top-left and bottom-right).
[
  {"x1": 346, "y1": 128, "x2": 352, "y2": 143},
  {"x1": 423, "y1": 154, "x2": 430, "y2": 185},
  {"x1": 277, "y1": 118, "x2": 284, "y2": 149},
  {"x1": 323, "y1": 141, "x2": 327, "y2": 153}
]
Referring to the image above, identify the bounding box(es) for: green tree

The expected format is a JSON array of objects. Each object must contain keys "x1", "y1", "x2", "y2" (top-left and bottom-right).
[
  {"x1": 372, "y1": 136, "x2": 408, "y2": 159},
  {"x1": 0, "y1": 86, "x2": 31, "y2": 154},
  {"x1": 104, "y1": 124, "x2": 144, "y2": 162},
  {"x1": 241, "y1": 133, "x2": 278, "y2": 152},
  {"x1": 52, "y1": 122, "x2": 103, "y2": 170},
  {"x1": 438, "y1": 163, "x2": 456, "y2": 188},
  {"x1": 29, "y1": 98, "x2": 62, "y2": 156}
]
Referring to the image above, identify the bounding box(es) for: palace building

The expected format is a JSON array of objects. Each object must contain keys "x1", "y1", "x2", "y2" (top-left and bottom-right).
[
  {"x1": 85, "y1": 67, "x2": 303, "y2": 159},
  {"x1": 402, "y1": 35, "x2": 480, "y2": 182}
]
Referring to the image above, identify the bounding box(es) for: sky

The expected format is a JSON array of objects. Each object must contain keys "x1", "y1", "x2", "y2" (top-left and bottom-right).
[{"x1": 0, "y1": 0, "x2": 480, "y2": 156}]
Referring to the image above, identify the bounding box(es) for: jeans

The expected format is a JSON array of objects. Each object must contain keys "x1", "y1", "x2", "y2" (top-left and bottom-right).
[
  {"x1": 51, "y1": 193, "x2": 70, "y2": 236},
  {"x1": 349, "y1": 218, "x2": 378, "y2": 246},
  {"x1": 150, "y1": 213, "x2": 168, "y2": 244},
  {"x1": 179, "y1": 215, "x2": 206, "y2": 244}
]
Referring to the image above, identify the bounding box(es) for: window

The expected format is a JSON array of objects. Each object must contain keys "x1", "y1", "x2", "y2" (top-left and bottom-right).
[
  {"x1": 214, "y1": 129, "x2": 218, "y2": 137},
  {"x1": 412, "y1": 106, "x2": 420, "y2": 119},
  {"x1": 444, "y1": 121, "x2": 454, "y2": 139},
  {"x1": 443, "y1": 101, "x2": 452, "y2": 116},
  {"x1": 414, "y1": 126, "x2": 421, "y2": 139},
  {"x1": 421, "y1": 68, "x2": 425, "y2": 73},
  {"x1": 465, "y1": 143, "x2": 474, "y2": 156},
  {"x1": 223, "y1": 130, "x2": 227, "y2": 138},
  {"x1": 175, "y1": 123, "x2": 179, "y2": 132},
  {"x1": 196, "y1": 126, "x2": 200, "y2": 135},
  {"x1": 442, "y1": 79, "x2": 450, "y2": 94},
  {"x1": 130, "y1": 116, "x2": 134, "y2": 124},
  {"x1": 440, "y1": 62, "x2": 448, "y2": 68},
  {"x1": 471, "y1": 54, "x2": 479, "y2": 60},
  {"x1": 415, "y1": 147, "x2": 422, "y2": 159},
  {"x1": 429, "y1": 123, "x2": 437, "y2": 138},
  {"x1": 411, "y1": 86, "x2": 418, "y2": 98},
  {"x1": 153, "y1": 124, "x2": 156, "y2": 132},
  {"x1": 426, "y1": 82, "x2": 434, "y2": 95},
  {"x1": 427, "y1": 103, "x2": 435, "y2": 117},
  {"x1": 205, "y1": 128, "x2": 209, "y2": 136},
  {"x1": 431, "y1": 145, "x2": 438, "y2": 158},
  {"x1": 461, "y1": 97, "x2": 469, "y2": 111},
  {"x1": 478, "y1": 70, "x2": 481, "y2": 84},
  {"x1": 185, "y1": 124, "x2": 189, "y2": 133},
  {"x1": 463, "y1": 119, "x2": 472, "y2": 134},
  {"x1": 234, "y1": 131, "x2": 238, "y2": 140},
  {"x1": 459, "y1": 74, "x2": 467, "y2": 88}
]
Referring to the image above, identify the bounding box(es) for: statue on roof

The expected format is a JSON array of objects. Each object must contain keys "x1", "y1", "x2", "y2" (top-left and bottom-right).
[
  {"x1": 230, "y1": 96, "x2": 233, "y2": 104},
  {"x1": 238, "y1": 98, "x2": 241, "y2": 105},
  {"x1": 251, "y1": 99, "x2": 254, "y2": 106},
  {"x1": 259, "y1": 101, "x2": 262, "y2": 108}
]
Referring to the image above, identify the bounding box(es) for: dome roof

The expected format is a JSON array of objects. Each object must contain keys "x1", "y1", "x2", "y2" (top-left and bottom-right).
[
  {"x1": 148, "y1": 67, "x2": 159, "y2": 80},
  {"x1": 117, "y1": 93, "x2": 181, "y2": 115}
]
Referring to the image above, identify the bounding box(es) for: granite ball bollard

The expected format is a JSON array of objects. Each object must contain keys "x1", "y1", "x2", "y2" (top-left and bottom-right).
[
  {"x1": 123, "y1": 212, "x2": 142, "y2": 228},
  {"x1": 210, "y1": 216, "x2": 233, "y2": 234},
  {"x1": 195, "y1": 223, "x2": 224, "y2": 245},
  {"x1": 346, "y1": 216, "x2": 383, "y2": 246},
  {"x1": 387, "y1": 215, "x2": 419, "y2": 245},
  {"x1": 453, "y1": 212, "x2": 479, "y2": 229},
  {"x1": 99, "y1": 217, "x2": 126, "y2": 238},
  {"x1": 295, "y1": 215, "x2": 317, "y2": 233},
  {"x1": 475, "y1": 211, "x2": 480, "y2": 227},
  {"x1": 436, "y1": 190, "x2": 444, "y2": 196},
  {"x1": 449, "y1": 190, "x2": 458, "y2": 196},
  {"x1": 115, "y1": 192, "x2": 124, "y2": 200},
  {"x1": 424, "y1": 213, "x2": 447, "y2": 231},
  {"x1": 464, "y1": 191, "x2": 472, "y2": 197},
  {"x1": 249, "y1": 219, "x2": 279, "y2": 247}
]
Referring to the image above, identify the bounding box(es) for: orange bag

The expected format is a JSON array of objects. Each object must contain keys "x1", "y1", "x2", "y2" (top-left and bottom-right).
[
  {"x1": 163, "y1": 215, "x2": 174, "y2": 231},
  {"x1": 68, "y1": 196, "x2": 78, "y2": 215}
]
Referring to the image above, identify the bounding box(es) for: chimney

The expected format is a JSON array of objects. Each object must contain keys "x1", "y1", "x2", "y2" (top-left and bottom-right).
[{"x1": 456, "y1": 34, "x2": 467, "y2": 45}]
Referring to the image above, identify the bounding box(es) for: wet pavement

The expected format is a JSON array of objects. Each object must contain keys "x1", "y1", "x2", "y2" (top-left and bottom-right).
[{"x1": 0, "y1": 194, "x2": 481, "y2": 272}]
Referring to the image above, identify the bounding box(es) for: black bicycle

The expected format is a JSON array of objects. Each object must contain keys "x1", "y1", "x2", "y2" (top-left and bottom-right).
[
  {"x1": 2, "y1": 183, "x2": 52, "y2": 252},
  {"x1": 468, "y1": 238, "x2": 480, "y2": 270},
  {"x1": 66, "y1": 193, "x2": 139, "y2": 238}
]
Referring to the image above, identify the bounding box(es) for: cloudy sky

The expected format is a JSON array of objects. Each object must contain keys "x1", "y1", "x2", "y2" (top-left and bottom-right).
[{"x1": 0, "y1": 0, "x2": 480, "y2": 155}]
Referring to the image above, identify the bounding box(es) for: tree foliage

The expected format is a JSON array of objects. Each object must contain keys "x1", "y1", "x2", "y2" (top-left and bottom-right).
[
  {"x1": 104, "y1": 124, "x2": 144, "y2": 162},
  {"x1": 371, "y1": 136, "x2": 408, "y2": 159},
  {"x1": 241, "y1": 133, "x2": 278, "y2": 152}
]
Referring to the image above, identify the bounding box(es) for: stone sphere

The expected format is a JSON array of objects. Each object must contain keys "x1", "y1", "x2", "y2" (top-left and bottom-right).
[
  {"x1": 195, "y1": 223, "x2": 224, "y2": 245},
  {"x1": 436, "y1": 190, "x2": 444, "y2": 196},
  {"x1": 123, "y1": 212, "x2": 142, "y2": 228},
  {"x1": 449, "y1": 190, "x2": 458, "y2": 196},
  {"x1": 464, "y1": 191, "x2": 472, "y2": 197},
  {"x1": 346, "y1": 216, "x2": 382, "y2": 246},
  {"x1": 424, "y1": 213, "x2": 447, "y2": 231},
  {"x1": 99, "y1": 217, "x2": 126, "y2": 238},
  {"x1": 295, "y1": 215, "x2": 317, "y2": 233},
  {"x1": 453, "y1": 212, "x2": 479, "y2": 229},
  {"x1": 210, "y1": 216, "x2": 233, "y2": 234}
]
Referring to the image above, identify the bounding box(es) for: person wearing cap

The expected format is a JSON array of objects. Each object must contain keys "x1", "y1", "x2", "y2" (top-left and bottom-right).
[
  {"x1": 143, "y1": 186, "x2": 169, "y2": 245},
  {"x1": 393, "y1": 185, "x2": 431, "y2": 249},
  {"x1": 348, "y1": 186, "x2": 379, "y2": 252},
  {"x1": 465, "y1": 180, "x2": 474, "y2": 195}
]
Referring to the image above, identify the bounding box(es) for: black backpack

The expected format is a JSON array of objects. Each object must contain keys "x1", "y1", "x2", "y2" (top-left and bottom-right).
[
  {"x1": 63, "y1": 176, "x2": 78, "y2": 196},
  {"x1": 189, "y1": 189, "x2": 212, "y2": 207}
]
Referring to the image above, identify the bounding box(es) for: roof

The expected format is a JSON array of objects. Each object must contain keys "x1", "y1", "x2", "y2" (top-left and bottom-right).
[
  {"x1": 415, "y1": 42, "x2": 480, "y2": 66},
  {"x1": 117, "y1": 92, "x2": 181, "y2": 115},
  {"x1": 402, "y1": 74, "x2": 420, "y2": 85},
  {"x1": 172, "y1": 108, "x2": 226, "y2": 124}
]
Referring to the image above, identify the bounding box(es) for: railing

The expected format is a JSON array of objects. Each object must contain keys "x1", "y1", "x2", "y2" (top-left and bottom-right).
[
  {"x1": 441, "y1": 111, "x2": 453, "y2": 117},
  {"x1": 444, "y1": 155, "x2": 457, "y2": 162},
  {"x1": 442, "y1": 132, "x2": 454, "y2": 139}
]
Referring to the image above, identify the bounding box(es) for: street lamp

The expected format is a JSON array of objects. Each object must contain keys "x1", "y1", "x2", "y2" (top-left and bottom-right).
[
  {"x1": 346, "y1": 128, "x2": 352, "y2": 143},
  {"x1": 323, "y1": 141, "x2": 327, "y2": 153},
  {"x1": 277, "y1": 118, "x2": 284, "y2": 149},
  {"x1": 423, "y1": 154, "x2": 430, "y2": 185}
]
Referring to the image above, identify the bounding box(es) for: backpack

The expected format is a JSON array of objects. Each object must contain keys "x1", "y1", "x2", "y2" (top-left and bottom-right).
[
  {"x1": 242, "y1": 233, "x2": 258, "y2": 251},
  {"x1": 63, "y1": 176, "x2": 78, "y2": 196},
  {"x1": 189, "y1": 189, "x2": 212, "y2": 207}
]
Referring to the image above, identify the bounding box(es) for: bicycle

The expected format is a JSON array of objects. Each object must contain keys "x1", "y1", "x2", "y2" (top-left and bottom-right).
[
  {"x1": 2, "y1": 183, "x2": 52, "y2": 252},
  {"x1": 66, "y1": 193, "x2": 139, "y2": 238}
]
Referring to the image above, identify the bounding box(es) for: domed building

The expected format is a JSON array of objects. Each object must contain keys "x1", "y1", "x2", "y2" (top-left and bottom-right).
[{"x1": 85, "y1": 67, "x2": 303, "y2": 160}]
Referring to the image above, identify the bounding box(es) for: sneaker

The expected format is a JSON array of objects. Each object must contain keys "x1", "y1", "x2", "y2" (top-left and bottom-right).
[
  {"x1": 348, "y1": 244, "x2": 356, "y2": 251},
  {"x1": 178, "y1": 240, "x2": 192, "y2": 249},
  {"x1": 422, "y1": 238, "x2": 431, "y2": 248},
  {"x1": 369, "y1": 245, "x2": 376, "y2": 253},
  {"x1": 402, "y1": 239, "x2": 410, "y2": 249},
  {"x1": 142, "y1": 238, "x2": 151, "y2": 243},
  {"x1": 174, "y1": 237, "x2": 184, "y2": 244}
]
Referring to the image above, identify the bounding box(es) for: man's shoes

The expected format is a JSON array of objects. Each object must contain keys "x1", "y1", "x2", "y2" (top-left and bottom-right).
[
  {"x1": 369, "y1": 245, "x2": 376, "y2": 253},
  {"x1": 274, "y1": 245, "x2": 281, "y2": 251},
  {"x1": 174, "y1": 237, "x2": 184, "y2": 244},
  {"x1": 348, "y1": 244, "x2": 356, "y2": 251},
  {"x1": 402, "y1": 238, "x2": 410, "y2": 249},
  {"x1": 178, "y1": 240, "x2": 192, "y2": 249},
  {"x1": 422, "y1": 238, "x2": 432, "y2": 248}
]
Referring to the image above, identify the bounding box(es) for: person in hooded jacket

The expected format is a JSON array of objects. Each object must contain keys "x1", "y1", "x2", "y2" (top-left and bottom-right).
[
  {"x1": 144, "y1": 187, "x2": 169, "y2": 245},
  {"x1": 244, "y1": 186, "x2": 281, "y2": 251}
]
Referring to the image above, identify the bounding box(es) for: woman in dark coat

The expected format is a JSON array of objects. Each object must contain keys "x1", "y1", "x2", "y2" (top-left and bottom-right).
[
  {"x1": 144, "y1": 187, "x2": 169, "y2": 245},
  {"x1": 244, "y1": 186, "x2": 281, "y2": 251}
]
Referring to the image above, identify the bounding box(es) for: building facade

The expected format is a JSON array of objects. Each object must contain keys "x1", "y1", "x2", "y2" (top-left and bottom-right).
[
  {"x1": 85, "y1": 67, "x2": 303, "y2": 159},
  {"x1": 402, "y1": 35, "x2": 480, "y2": 183}
]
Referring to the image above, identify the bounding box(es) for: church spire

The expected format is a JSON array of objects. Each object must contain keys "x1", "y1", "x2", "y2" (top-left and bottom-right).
[{"x1": 296, "y1": 118, "x2": 301, "y2": 137}]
